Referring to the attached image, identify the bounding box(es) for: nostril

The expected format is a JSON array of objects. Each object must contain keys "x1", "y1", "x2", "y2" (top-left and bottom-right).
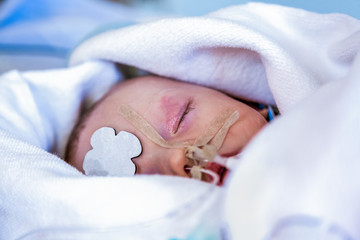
[{"x1": 184, "y1": 165, "x2": 191, "y2": 175}]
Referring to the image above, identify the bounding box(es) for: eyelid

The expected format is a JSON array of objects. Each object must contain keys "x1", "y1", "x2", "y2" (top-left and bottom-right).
[{"x1": 174, "y1": 99, "x2": 194, "y2": 134}]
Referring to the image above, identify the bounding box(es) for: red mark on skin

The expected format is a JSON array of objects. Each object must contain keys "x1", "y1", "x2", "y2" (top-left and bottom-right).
[{"x1": 160, "y1": 95, "x2": 187, "y2": 139}]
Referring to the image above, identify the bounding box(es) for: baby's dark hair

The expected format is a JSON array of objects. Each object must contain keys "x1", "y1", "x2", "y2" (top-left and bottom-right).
[
  {"x1": 65, "y1": 66, "x2": 147, "y2": 163},
  {"x1": 64, "y1": 82, "x2": 124, "y2": 164},
  {"x1": 64, "y1": 100, "x2": 100, "y2": 164}
]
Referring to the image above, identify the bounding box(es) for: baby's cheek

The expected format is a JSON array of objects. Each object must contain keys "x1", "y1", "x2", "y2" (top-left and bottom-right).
[
  {"x1": 217, "y1": 129, "x2": 245, "y2": 157},
  {"x1": 217, "y1": 116, "x2": 266, "y2": 157}
]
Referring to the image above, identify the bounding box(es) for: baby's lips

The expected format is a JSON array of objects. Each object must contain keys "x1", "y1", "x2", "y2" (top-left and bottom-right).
[{"x1": 203, "y1": 162, "x2": 229, "y2": 186}]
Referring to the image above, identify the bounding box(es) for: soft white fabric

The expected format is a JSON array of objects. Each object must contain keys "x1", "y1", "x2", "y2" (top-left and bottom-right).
[
  {"x1": 69, "y1": 2, "x2": 360, "y2": 239},
  {"x1": 226, "y1": 54, "x2": 360, "y2": 239},
  {"x1": 1, "y1": 2, "x2": 360, "y2": 239},
  {"x1": 0, "y1": 60, "x2": 121, "y2": 156},
  {"x1": 70, "y1": 2, "x2": 360, "y2": 113},
  {"x1": 0, "y1": 131, "x2": 222, "y2": 239},
  {"x1": 0, "y1": 60, "x2": 224, "y2": 240}
]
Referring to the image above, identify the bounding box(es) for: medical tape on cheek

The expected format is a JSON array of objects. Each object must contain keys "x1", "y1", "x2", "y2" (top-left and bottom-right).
[
  {"x1": 185, "y1": 109, "x2": 240, "y2": 162},
  {"x1": 185, "y1": 109, "x2": 239, "y2": 181},
  {"x1": 192, "y1": 109, "x2": 237, "y2": 147},
  {"x1": 208, "y1": 110, "x2": 240, "y2": 151},
  {"x1": 118, "y1": 104, "x2": 239, "y2": 183}
]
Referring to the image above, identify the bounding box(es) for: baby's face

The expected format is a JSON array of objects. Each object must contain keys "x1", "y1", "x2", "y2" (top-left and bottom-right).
[{"x1": 70, "y1": 76, "x2": 267, "y2": 177}]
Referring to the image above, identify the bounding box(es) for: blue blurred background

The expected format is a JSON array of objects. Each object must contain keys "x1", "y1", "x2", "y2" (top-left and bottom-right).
[
  {"x1": 140, "y1": 0, "x2": 360, "y2": 18},
  {"x1": 0, "y1": 0, "x2": 359, "y2": 73}
]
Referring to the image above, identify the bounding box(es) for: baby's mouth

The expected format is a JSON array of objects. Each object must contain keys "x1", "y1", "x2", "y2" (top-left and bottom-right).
[
  {"x1": 203, "y1": 162, "x2": 229, "y2": 186},
  {"x1": 185, "y1": 162, "x2": 229, "y2": 186},
  {"x1": 184, "y1": 165, "x2": 191, "y2": 174}
]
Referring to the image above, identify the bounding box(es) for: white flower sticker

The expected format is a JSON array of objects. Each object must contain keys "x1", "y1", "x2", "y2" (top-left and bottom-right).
[{"x1": 83, "y1": 127, "x2": 142, "y2": 177}]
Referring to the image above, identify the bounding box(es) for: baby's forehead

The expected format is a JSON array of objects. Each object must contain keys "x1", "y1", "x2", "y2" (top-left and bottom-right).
[
  {"x1": 87, "y1": 76, "x2": 163, "y2": 120},
  {"x1": 116, "y1": 76, "x2": 194, "y2": 91},
  {"x1": 103, "y1": 76, "x2": 194, "y2": 104},
  {"x1": 106, "y1": 77, "x2": 165, "y2": 98}
]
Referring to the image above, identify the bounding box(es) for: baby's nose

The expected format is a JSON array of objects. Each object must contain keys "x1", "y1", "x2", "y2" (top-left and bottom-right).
[
  {"x1": 135, "y1": 148, "x2": 189, "y2": 177},
  {"x1": 165, "y1": 148, "x2": 189, "y2": 177}
]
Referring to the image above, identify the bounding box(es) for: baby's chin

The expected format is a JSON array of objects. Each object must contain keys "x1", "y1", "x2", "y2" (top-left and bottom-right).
[
  {"x1": 217, "y1": 131, "x2": 249, "y2": 158},
  {"x1": 219, "y1": 149, "x2": 242, "y2": 158}
]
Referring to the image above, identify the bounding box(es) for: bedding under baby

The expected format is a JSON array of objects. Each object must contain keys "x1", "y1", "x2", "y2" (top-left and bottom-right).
[{"x1": 1, "y1": 2, "x2": 360, "y2": 239}]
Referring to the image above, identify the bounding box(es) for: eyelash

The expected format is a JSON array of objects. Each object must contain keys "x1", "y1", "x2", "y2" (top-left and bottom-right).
[{"x1": 174, "y1": 99, "x2": 194, "y2": 134}]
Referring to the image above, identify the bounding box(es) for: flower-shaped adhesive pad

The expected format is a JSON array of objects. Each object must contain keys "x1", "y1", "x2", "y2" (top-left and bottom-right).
[{"x1": 83, "y1": 127, "x2": 142, "y2": 177}]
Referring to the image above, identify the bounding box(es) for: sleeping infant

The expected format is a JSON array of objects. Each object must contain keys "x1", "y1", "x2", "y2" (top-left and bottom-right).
[{"x1": 65, "y1": 75, "x2": 268, "y2": 184}]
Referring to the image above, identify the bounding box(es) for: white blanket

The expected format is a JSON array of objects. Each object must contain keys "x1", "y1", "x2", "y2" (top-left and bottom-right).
[
  {"x1": 1, "y1": 2, "x2": 360, "y2": 239},
  {"x1": 0, "y1": 61, "x2": 223, "y2": 240}
]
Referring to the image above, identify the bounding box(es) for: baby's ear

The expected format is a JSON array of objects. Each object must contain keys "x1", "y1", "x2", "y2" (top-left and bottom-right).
[
  {"x1": 83, "y1": 127, "x2": 142, "y2": 177},
  {"x1": 258, "y1": 108, "x2": 269, "y2": 118},
  {"x1": 256, "y1": 105, "x2": 278, "y2": 121}
]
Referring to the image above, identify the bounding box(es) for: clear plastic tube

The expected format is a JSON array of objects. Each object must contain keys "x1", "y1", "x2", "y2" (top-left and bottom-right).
[{"x1": 188, "y1": 153, "x2": 243, "y2": 186}]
